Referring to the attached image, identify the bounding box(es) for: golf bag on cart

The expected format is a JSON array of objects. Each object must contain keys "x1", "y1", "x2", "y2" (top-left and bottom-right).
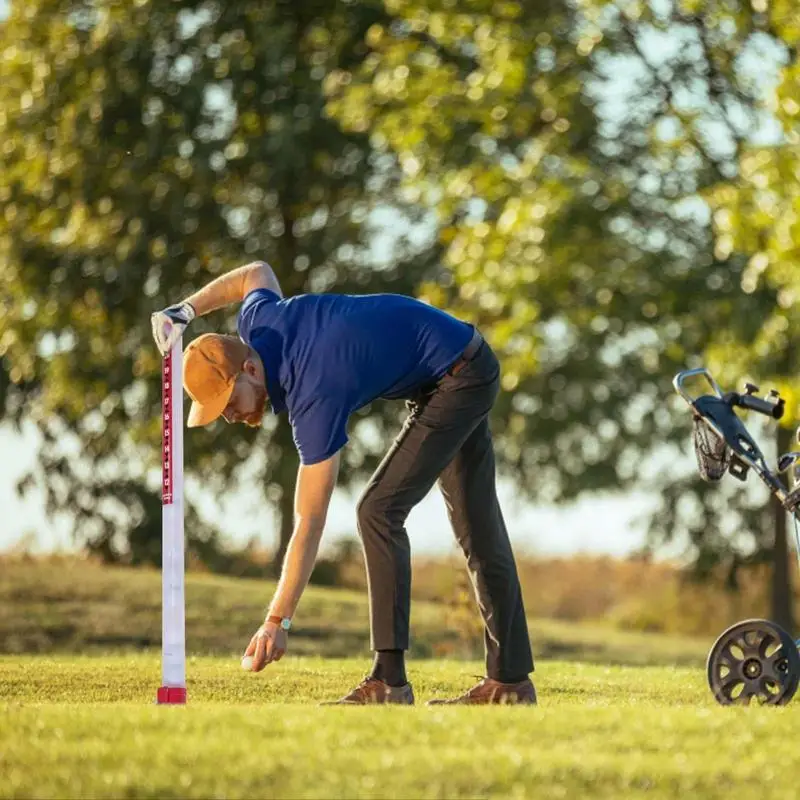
[{"x1": 674, "y1": 368, "x2": 800, "y2": 706}]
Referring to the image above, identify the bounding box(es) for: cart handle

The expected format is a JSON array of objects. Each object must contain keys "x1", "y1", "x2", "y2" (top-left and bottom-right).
[
  {"x1": 673, "y1": 368, "x2": 724, "y2": 404},
  {"x1": 673, "y1": 368, "x2": 785, "y2": 420}
]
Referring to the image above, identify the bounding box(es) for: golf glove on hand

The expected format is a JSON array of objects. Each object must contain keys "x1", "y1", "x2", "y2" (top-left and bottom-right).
[{"x1": 151, "y1": 301, "x2": 196, "y2": 356}]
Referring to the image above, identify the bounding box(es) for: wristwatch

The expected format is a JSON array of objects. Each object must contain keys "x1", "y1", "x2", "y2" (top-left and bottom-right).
[{"x1": 267, "y1": 615, "x2": 292, "y2": 632}]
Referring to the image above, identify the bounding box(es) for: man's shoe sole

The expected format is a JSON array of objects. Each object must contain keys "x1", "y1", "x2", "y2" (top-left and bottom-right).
[
  {"x1": 319, "y1": 681, "x2": 415, "y2": 706},
  {"x1": 425, "y1": 696, "x2": 536, "y2": 706},
  {"x1": 319, "y1": 698, "x2": 415, "y2": 706}
]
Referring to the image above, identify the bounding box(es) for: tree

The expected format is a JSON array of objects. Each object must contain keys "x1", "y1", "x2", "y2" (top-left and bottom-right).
[
  {"x1": 0, "y1": 0, "x2": 428, "y2": 569},
  {"x1": 326, "y1": 0, "x2": 800, "y2": 623},
  {"x1": 327, "y1": 0, "x2": 659, "y2": 499},
  {"x1": 604, "y1": 0, "x2": 800, "y2": 630},
  {"x1": 4, "y1": 0, "x2": 798, "y2": 628},
  {"x1": 695, "y1": 0, "x2": 800, "y2": 629}
]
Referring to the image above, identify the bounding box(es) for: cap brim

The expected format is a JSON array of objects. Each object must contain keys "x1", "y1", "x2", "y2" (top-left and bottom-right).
[{"x1": 187, "y1": 382, "x2": 235, "y2": 428}]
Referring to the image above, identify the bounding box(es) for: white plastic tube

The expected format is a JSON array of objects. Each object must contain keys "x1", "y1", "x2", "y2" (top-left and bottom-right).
[{"x1": 158, "y1": 339, "x2": 186, "y2": 704}]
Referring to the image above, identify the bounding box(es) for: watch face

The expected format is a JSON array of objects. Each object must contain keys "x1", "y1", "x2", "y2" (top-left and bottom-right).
[{"x1": 280, "y1": 618, "x2": 291, "y2": 631}]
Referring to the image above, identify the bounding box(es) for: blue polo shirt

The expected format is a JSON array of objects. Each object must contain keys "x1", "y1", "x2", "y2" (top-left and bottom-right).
[{"x1": 236, "y1": 289, "x2": 474, "y2": 465}]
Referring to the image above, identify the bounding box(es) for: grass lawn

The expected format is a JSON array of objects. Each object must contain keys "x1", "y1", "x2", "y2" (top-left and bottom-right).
[
  {"x1": 2, "y1": 558, "x2": 792, "y2": 799},
  {"x1": 2, "y1": 653, "x2": 800, "y2": 799},
  {"x1": 0, "y1": 557, "x2": 710, "y2": 666}
]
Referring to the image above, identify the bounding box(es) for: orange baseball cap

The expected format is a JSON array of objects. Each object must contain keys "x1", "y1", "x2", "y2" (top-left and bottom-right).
[{"x1": 183, "y1": 333, "x2": 250, "y2": 427}]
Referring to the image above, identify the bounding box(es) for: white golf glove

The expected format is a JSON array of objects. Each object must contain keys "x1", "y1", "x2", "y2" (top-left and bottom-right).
[{"x1": 151, "y1": 301, "x2": 196, "y2": 357}]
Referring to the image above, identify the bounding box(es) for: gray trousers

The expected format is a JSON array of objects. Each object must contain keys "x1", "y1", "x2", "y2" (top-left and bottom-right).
[{"x1": 356, "y1": 337, "x2": 534, "y2": 681}]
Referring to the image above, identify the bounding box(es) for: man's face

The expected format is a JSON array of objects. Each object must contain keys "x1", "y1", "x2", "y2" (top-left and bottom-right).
[{"x1": 222, "y1": 369, "x2": 268, "y2": 428}]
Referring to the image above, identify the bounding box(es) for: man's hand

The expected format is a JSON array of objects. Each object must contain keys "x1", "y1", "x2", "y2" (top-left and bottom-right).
[
  {"x1": 149, "y1": 262, "x2": 282, "y2": 357},
  {"x1": 241, "y1": 621, "x2": 287, "y2": 672},
  {"x1": 151, "y1": 301, "x2": 196, "y2": 356}
]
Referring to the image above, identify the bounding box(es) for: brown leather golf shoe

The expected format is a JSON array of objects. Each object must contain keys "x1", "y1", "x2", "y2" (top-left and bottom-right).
[
  {"x1": 427, "y1": 677, "x2": 537, "y2": 705},
  {"x1": 320, "y1": 676, "x2": 415, "y2": 705}
]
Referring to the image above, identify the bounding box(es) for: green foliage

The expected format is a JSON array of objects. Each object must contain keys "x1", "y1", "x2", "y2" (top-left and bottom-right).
[
  {"x1": 644, "y1": 2, "x2": 800, "y2": 611},
  {"x1": 597, "y1": 0, "x2": 800, "y2": 616},
  {"x1": 3, "y1": 0, "x2": 800, "y2": 607},
  {"x1": 0, "y1": 0, "x2": 426, "y2": 564},
  {"x1": 322, "y1": 0, "x2": 800, "y2": 615},
  {"x1": 324, "y1": 0, "x2": 767, "y2": 541}
]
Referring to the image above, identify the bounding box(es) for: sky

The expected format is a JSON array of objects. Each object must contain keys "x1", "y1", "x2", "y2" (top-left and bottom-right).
[{"x1": 0, "y1": 418, "x2": 660, "y2": 557}]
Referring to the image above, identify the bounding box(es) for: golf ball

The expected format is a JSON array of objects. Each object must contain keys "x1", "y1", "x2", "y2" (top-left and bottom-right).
[{"x1": 241, "y1": 656, "x2": 254, "y2": 671}]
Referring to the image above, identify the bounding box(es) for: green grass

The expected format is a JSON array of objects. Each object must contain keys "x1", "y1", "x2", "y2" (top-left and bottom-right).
[
  {"x1": 4, "y1": 558, "x2": 786, "y2": 798},
  {"x1": 3, "y1": 654, "x2": 800, "y2": 799},
  {"x1": 0, "y1": 557, "x2": 710, "y2": 666}
]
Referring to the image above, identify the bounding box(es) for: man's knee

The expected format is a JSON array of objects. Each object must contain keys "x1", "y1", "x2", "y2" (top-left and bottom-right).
[
  {"x1": 356, "y1": 485, "x2": 404, "y2": 541},
  {"x1": 356, "y1": 487, "x2": 378, "y2": 540}
]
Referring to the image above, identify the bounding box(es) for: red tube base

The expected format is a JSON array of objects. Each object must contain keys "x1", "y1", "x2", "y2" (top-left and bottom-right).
[{"x1": 157, "y1": 686, "x2": 187, "y2": 705}]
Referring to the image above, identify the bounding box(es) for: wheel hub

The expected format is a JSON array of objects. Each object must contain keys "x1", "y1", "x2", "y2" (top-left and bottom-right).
[{"x1": 743, "y1": 659, "x2": 762, "y2": 679}]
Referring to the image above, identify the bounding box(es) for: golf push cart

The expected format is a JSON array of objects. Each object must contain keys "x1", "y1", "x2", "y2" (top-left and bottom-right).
[{"x1": 674, "y1": 368, "x2": 800, "y2": 705}]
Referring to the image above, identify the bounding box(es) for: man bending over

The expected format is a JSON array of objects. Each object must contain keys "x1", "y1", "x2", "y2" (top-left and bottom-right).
[{"x1": 151, "y1": 261, "x2": 535, "y2": 705}]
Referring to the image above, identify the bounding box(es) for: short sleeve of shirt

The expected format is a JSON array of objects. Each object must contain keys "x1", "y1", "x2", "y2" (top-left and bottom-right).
[
  {"x1": 290, "y1": 397, "x2": 350, "y2": 465},
  {"x1": 237, "y1": 288, "x2": 281, "y2": 346}
]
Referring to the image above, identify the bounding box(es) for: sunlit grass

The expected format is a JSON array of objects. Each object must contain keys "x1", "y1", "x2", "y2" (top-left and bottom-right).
[{"x1": 2, "y1": 654, "x2": 799, "y2": 799}]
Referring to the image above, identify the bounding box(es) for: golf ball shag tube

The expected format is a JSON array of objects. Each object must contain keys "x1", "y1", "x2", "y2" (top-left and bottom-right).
[{"x1": 161, "y1": 340, "x2": 186, "y2": 694}]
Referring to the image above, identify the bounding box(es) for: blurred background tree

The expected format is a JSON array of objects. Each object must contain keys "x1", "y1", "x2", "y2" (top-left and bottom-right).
[
  {"x1": 599, "y1": 0, "x2": 800, "y2": 630},
  {"x1": 327, "y1": 0, "x2": 800, "y2": 626},
  {"x1": 2, "y1": 0, "x2": 800, "y2": 631},
  {"x1": 0, "y1": 0, "x2": 431, "y2": 570},
  {"x1": 696, "y1": 0, "x2": 800, "y2": 629}
]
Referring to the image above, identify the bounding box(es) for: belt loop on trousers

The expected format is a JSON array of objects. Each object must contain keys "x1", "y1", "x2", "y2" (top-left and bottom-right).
[{"x1": 447, "y1": 328, "x2": 483, "y2": 377}]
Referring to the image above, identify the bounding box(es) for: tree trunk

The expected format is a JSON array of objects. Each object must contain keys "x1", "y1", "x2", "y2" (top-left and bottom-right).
[
  {"x1": 272, "y1": 482, "x2": 294, "y2": 576},
  {"x1": 269, "y1": 419, "x2": 298, "y2": 576},
  {"x1": 772, "y1": 424, "x2": 795, "y2": 633}
]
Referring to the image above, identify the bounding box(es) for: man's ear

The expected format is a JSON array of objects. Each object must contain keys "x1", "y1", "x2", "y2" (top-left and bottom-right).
[{"x1": 243, "y1": 358, "x2": 259, "y2": 378}]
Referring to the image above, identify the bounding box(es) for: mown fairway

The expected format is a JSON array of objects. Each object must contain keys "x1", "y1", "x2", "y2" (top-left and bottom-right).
[
  {"x1": 1, "y1": 559, "x2": 796, "y2": 799},
  {"x1": 2, "y1": 654, "x2": 800, "y2": 799}
]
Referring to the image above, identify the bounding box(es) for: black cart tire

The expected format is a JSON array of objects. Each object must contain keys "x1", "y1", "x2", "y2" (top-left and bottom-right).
[{"x1": 707, "y1": 618, "x2": 800, "y2": 706}]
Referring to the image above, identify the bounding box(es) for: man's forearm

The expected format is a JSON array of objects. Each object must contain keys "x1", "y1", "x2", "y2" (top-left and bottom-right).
[
  {"x1": 268, "y1": 518, "x2": 325, "y2": 619},
  {"x1": 183, "y1": 261, "x2": 280, "y2": 317}
]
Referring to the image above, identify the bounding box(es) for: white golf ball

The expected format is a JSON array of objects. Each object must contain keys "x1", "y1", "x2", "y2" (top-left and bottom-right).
[{"x1": 241, "y1": 656, "x2": 254, "y2": 671}]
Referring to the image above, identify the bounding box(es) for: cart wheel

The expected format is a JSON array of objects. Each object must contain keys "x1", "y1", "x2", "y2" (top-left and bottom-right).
[{"x1": 707, "y1": 619, "x2": 800, "y2": 706}]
